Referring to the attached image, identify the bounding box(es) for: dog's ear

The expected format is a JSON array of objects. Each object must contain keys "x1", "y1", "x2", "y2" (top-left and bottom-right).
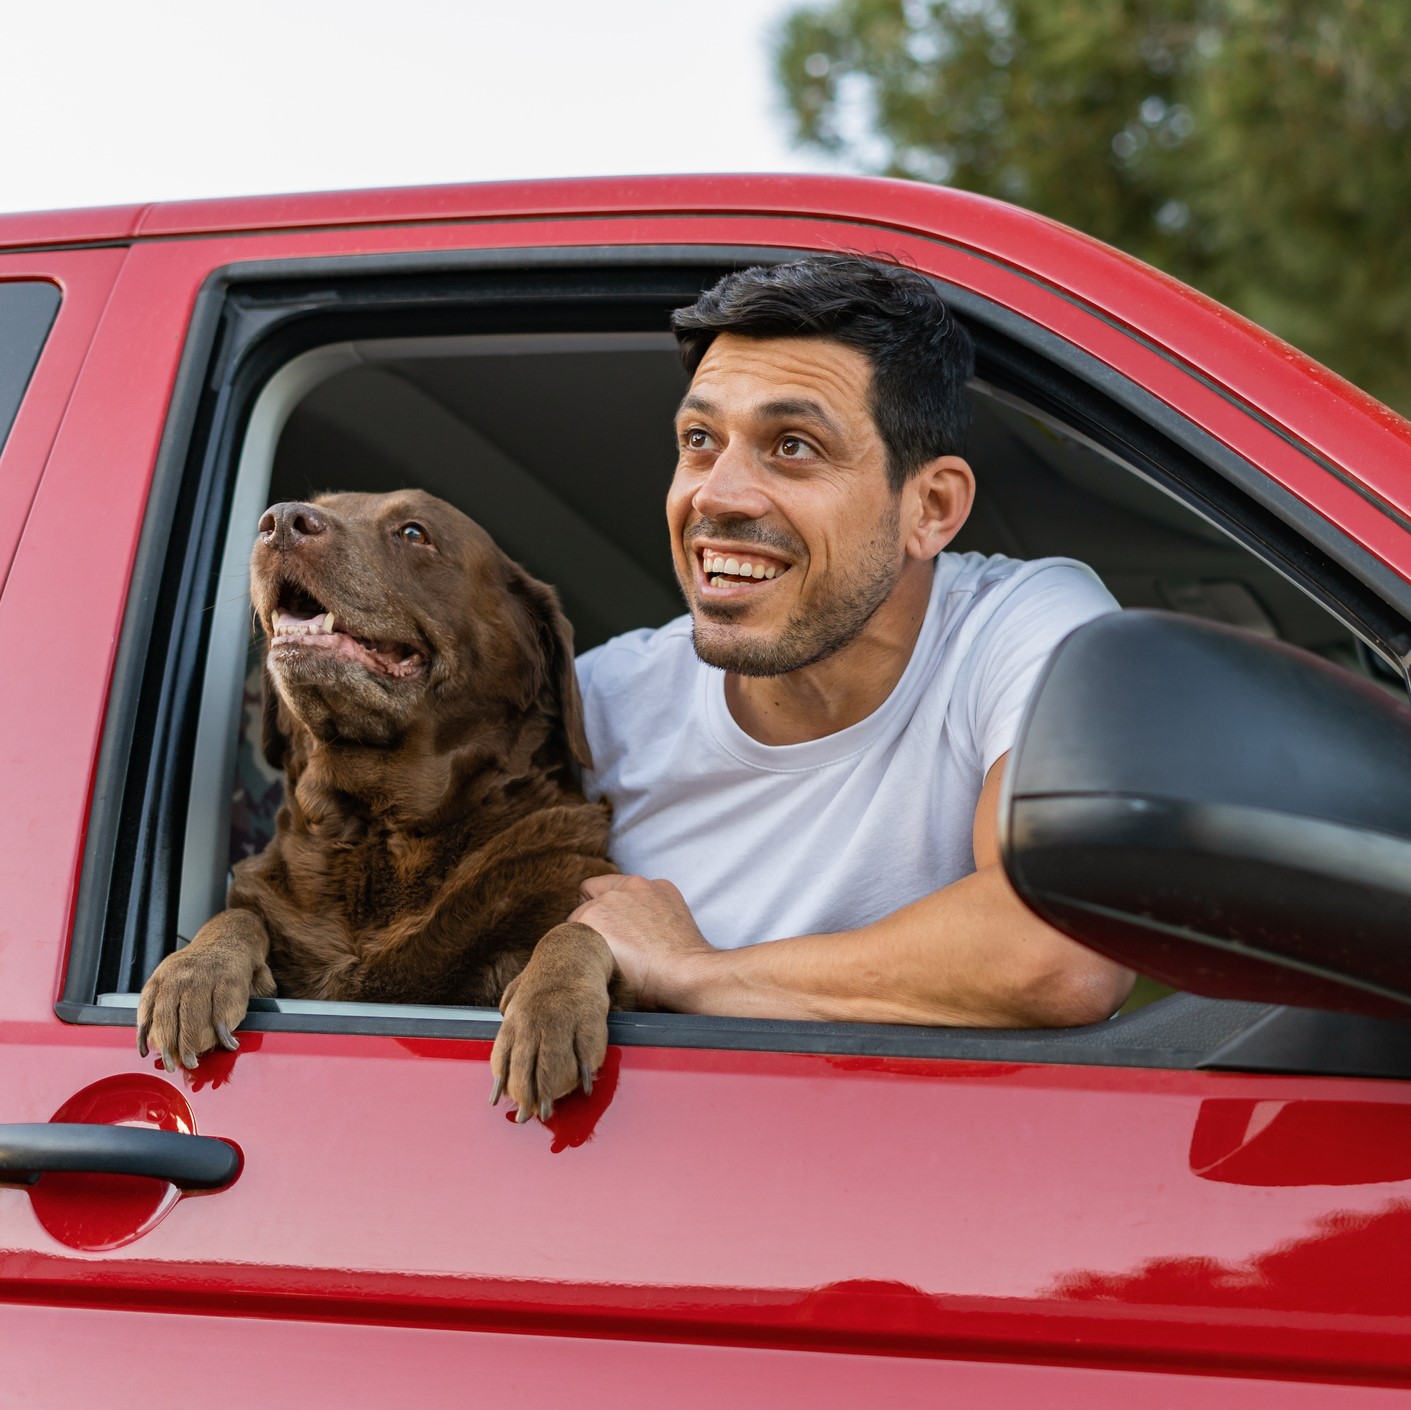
[{"x1": 510, "y1": 571, "x2": 593, "y2": 771}]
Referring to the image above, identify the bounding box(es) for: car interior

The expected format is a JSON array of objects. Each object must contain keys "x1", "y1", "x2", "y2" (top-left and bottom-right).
[{"x1": 69, "y1": 251, "x2": 1411, "y2": 1079}]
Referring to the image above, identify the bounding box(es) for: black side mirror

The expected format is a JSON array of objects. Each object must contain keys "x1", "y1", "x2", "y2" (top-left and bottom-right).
[{"x1": 999, "y1": 610, "x2": 1411, "y2": 1020}]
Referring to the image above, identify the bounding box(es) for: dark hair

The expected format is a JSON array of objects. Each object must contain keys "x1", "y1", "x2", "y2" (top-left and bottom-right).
[{"x1": 672, "y1": 254, "x2": 974, "y2": 491}]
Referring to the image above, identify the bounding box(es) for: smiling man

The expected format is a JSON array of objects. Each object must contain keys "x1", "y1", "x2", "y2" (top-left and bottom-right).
[{"x1": 569, "y1": 255, "x2": 1134, "y2": 1028}]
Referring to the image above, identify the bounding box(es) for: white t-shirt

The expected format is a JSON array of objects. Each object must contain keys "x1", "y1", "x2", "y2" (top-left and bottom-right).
[{"x1": 576, "y1": 553, "x2": 1118, "y2": 950}]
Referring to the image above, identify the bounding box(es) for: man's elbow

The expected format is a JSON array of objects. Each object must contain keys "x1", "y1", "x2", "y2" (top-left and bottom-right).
[{"x1": 1010, "y1": 940, "x2": 1135, "y2": 1028}]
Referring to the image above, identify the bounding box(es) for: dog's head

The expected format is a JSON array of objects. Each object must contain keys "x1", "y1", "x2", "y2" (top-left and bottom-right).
[{"x1": 251, "y1": 490, "x2": 589, "y2": 771}]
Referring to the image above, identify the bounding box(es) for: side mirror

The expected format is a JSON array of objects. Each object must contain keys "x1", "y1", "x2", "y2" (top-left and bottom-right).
[{"x1": 999, "y1": 610, "x2": 1411, "y2": 1020}]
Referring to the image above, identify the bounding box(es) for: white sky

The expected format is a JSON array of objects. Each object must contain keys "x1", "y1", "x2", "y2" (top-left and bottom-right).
[{"x1": 0, "y1": 0, "x2": 846, "y2": 216}]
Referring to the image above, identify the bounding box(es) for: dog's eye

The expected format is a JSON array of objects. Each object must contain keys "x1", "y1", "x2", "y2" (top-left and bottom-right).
[{"x1": 396, "y1": 522, "x2": 431, "y2": 546}]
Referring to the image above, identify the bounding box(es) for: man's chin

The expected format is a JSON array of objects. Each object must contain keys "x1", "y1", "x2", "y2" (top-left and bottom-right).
[{"x1": 690, "y1": 617, "x2": 802, "y2": 677}]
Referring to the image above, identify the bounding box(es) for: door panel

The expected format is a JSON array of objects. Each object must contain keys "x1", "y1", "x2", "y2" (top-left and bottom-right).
[
  {"x1": 6, "y1": 1025, "x2": 1411, "y2": 1378},
  {"x1": 12, "y1": 1301, "x2": 1411, "y2": 1410}
]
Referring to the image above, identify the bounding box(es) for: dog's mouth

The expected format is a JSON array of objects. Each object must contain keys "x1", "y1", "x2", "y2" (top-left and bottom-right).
[{"x1": 267, "y1": 580, "x2": 427, "y2": 681}]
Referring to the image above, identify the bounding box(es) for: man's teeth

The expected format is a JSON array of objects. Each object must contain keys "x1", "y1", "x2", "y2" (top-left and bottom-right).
[{"x1": 703, "y1": 554, "x2": 778, "y2": 581}]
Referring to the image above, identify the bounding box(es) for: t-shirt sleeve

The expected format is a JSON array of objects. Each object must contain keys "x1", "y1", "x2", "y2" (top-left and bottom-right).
[
  {"x1": 572, "y1": 645, "x2": 602, "y2": 801},
  {"x1": 573, "y1": 627, "x2": 663, "y2": 803},
  {"x1": 574, "y1": 642, "x2": 602, "y2": 699},
  {"x1": 966, "y1": 561, "x2": 1120, "y2": 778}
]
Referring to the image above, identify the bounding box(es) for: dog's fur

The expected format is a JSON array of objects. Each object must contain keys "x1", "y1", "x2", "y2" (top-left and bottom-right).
[{"x1": 136, "y1": 490, "x2": 618, "y2": 1120}]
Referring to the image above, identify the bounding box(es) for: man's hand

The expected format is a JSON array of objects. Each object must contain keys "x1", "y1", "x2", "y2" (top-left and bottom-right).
[{"x1": 570, "y1": 874, "x2": 717, "y2": 1011}]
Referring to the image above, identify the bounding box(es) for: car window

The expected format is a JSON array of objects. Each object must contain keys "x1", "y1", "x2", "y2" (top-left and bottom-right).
[
  {"x1": 0, "y1": 281, "x2": 61, "y2": 458},
  {"x1": 62, "y1": 251, "x2": 1411, "y2": 1077}
]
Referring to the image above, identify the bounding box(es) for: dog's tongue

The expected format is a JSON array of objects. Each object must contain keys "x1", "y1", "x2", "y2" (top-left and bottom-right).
[{"x1": 276, "y1": 609, "x2": 335, "y2": 634}]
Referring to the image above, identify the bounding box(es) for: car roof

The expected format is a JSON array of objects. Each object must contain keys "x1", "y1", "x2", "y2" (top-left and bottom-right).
[{"x1": 4, "y1": 172, "x2": 1408, "y2": 502}]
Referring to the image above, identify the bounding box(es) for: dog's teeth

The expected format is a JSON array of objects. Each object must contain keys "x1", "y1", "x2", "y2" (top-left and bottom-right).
[{"x1": 324, "y1": 612, "x2": 335, "y2": 632}]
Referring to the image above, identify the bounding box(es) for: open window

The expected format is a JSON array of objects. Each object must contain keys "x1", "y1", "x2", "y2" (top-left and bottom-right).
[{"x1": 60, "y1": 246, "x2": 1411, "y2": 1077}]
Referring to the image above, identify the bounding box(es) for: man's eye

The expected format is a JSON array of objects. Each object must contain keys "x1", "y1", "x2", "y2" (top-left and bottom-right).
[
  {"x1": 397, "y1": 522, "x2": 431, "y2": 545},
  {"x1": 778, "y1": 436, "x2": 811, "y2": 458},
  {"x1": 683, "y1": 428, "x2": 714, "y2": 451}
]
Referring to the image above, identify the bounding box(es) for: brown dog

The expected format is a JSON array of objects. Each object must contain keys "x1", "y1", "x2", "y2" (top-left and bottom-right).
[{"x1": 136, "y1": 490, "x2": 618, "y2": 1121}]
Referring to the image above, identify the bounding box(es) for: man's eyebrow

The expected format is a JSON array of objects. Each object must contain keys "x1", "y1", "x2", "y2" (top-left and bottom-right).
[
  {"x1": 758, "y1": 398, "x2": 844, "y2": 440},
  {"x1": 675, "y1": 393, "x2": 718, "y2": 421},
  {"x1": 674, "y1": 394, "x2": 844, "y2": 440}
]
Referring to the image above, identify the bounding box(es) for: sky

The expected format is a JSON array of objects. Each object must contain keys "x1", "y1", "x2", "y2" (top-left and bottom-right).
[{"x1": 0, "y1": 0, "x2": 846, "y2": 216}]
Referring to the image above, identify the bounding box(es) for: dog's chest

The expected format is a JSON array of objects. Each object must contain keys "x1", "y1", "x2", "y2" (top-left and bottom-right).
[
  {"x1": 247, "y1": 796, "x2": 606, "y2": 1005},
  {"x1": 327, "y1": 826, "x2": 462, "y2": 929},
  {"x1": 262, "y1": 822, "x2": 508, "y2": 997}
]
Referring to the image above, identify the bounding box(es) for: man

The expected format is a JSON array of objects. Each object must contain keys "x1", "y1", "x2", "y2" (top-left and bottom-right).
[{"x1": 569, "y1": 255, "x2": 1134, "y2": 1028}]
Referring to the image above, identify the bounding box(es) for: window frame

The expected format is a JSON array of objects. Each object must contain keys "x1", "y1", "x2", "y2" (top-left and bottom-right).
[{"x1": 56, "y1": 242, "x2": 1411, "y2": 1081}]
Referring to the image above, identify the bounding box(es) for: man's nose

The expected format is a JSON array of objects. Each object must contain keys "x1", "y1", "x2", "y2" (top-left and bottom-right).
[
  {"x1": 258, "y1": 501, "x2": 329, "y2": 552},
  {"x1": 691, "y1": 443, "x2": 772, "y2": 521}
]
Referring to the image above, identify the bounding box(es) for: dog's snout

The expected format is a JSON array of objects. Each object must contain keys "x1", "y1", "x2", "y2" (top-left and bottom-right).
[{"x1": 259, "y1": 501, "x2": 329, "y2": 550}]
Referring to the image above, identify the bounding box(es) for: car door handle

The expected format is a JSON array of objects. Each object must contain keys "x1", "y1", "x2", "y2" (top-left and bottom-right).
[{"x1": 0, "y1": 1123, "x2": 240, "y2": 1190}]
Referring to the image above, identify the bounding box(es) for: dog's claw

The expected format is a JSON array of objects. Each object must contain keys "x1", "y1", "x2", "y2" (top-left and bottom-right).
[
  {"x1": 161, "y1": 1050, "x2": 175, "y2": 1074},
  {"x1": 490, "y1": 1073, "x2": 505, "y2": 1106},
  {"x1": 215, "y1": 1023, "x2": 239, "y2": 1052},
  {"x1": 514, "y1": 1103, "x2": 533, "y2": 1124},
  {"x1": 539, "y1": 1098, "x2": 553, "y2": 1123},
  {"x1": 579, "y1": 1060, "x2": 593, "y2": 1096},
  {"x1": 181, "y1": 1050, "x2": 198, "y2": 1070},
  {"x1": 136, "y1": 1023, "x2": 149, "y2": 1059}
]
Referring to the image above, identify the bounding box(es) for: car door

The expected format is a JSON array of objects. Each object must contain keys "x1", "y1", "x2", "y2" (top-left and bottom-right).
[{"x1": 5, "y1": 178, "x2": 1411, "y2": 1405}]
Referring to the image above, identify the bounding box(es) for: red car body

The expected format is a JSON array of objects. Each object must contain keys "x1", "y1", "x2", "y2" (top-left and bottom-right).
[{"x1": 4, "y1": 175, "x2": 1411, "y2": 1406}]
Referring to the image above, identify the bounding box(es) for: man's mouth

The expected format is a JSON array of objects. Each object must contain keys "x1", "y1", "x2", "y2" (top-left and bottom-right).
[
  {"x1": 267, "y1": 582, "x2": 427, "y2": 680},
  {"x1": 697, "y1": 547, "x2": 792, "y2": 590}
]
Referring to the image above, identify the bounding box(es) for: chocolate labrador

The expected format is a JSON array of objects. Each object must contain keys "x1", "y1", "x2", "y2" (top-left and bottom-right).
[{"x1": 136, "y1": 490, "x2": 617, "y2": 1122}]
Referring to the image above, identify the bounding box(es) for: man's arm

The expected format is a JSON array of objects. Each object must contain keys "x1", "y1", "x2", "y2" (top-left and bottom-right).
[{"x1": 572, "y1": 752, "x2": 1135, "y2": 1028}]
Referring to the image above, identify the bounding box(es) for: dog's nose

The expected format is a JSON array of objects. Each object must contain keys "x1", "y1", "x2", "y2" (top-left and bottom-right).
[{"x1": 258, "y1": 501, "x2": 328, "y2": 551}]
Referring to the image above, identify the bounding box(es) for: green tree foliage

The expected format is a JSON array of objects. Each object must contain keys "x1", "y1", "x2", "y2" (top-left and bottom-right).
[{"x1": 775, "y1": 0, "x2": 1411, "y2": 413}]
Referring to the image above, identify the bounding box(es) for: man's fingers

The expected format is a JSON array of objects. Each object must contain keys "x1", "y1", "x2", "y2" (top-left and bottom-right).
[{"x1": 580, "y1": 873, "x2": 634, "y2": 900}]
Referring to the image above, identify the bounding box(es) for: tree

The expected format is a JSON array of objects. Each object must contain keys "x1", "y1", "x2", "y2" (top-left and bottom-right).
[{"x1": 775, "y1": 0, "x2": 1411, "y2": 414}]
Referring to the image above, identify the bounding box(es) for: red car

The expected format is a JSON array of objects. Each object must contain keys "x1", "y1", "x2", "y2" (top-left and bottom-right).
[{"x1": 4, "y1": 175, "x2": 1411, "y2": 1406}]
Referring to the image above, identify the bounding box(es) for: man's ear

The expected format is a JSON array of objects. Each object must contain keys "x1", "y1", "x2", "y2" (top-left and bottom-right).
[
  {"x1": 906, "y1": 455, "x2": 975, "y2": 560},
  {"x1": 510, "y1": 570, "x2": 593, "y2": 771}
]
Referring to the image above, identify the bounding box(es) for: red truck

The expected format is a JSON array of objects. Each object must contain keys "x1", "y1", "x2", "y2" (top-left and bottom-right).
[{"x1": 5, "y1": 175, "x2": 1411, "y2": 1406}]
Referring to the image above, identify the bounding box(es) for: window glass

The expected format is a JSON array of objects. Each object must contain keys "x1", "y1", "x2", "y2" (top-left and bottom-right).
[{"x1": 0, "y1": 281, "x2": 61, "y2": 458}]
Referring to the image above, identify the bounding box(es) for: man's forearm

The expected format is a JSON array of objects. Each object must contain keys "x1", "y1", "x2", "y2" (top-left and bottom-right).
[{"x1": 660, "y1": 866, "x2": 1134, "y2": 1028}]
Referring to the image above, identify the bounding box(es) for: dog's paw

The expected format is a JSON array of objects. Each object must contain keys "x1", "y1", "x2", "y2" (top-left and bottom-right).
[
  {"x1": 490, "y1": 962, "x2": 609, "y2": 1124},
  {"x1": 136, "y1": 944, "x2": 272, "y2": 1072}
]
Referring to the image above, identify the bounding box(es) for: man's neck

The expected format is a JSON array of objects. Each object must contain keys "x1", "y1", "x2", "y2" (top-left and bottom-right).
[{"x1": 724, "y1": 559, "x2": 936, "y2": 746}]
